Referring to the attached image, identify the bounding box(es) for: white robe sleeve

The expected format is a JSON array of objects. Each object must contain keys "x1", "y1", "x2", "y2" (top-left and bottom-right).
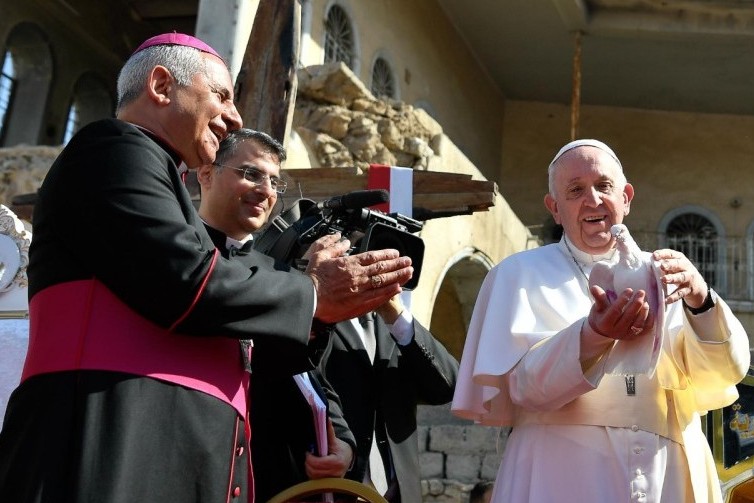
[
  {"x1": 659, "y1": 296, "x2": 750, "y2": 413},
  {"x1": 451, "y1": 245, "x2": 593, "y2": 425}
]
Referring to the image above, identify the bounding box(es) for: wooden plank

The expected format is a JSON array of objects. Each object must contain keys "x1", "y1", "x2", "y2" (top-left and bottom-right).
[
  {"x1": 284, "y1": 167, "x2": 363, "y2": 182},
  {"x1": 279, "y1": 167, "x2": 497, "y2": 215},
  {"x1": 413, "y1": 171, "x2": 497, "y2": 195},
  {"x1": 234, "y1": 0, "x2": 300, "y2": 146},
  {"x1": 283, "y1": 168, "x2": 496, "y2": 195},
  {"x1": 283, "y1": 168, "x2": 364, "y2": 200},
  {"x1": 288, "y1": 168, "x2": 496, "y2": 195},
  {"x1": 413, "y1": 192, "x2": 495, "y2": 211}
]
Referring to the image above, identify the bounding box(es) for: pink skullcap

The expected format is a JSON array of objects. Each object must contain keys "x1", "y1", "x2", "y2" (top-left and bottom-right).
[
  {"x1": 549, "y1": 139, "x2": 623, "y2": 170},
  {"x1": 132, "y1": 32, "x2": 221, "y2": 59}
]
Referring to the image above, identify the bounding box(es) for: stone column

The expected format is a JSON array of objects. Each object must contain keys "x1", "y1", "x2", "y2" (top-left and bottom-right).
[{"x1": 195, "y1": 0, "x2": 259, "y2": 83}]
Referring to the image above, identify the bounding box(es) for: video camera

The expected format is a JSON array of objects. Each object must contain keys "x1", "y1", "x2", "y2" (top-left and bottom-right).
[{"x1": 253, "y1": 189, "x2": 425, "y2": 289}]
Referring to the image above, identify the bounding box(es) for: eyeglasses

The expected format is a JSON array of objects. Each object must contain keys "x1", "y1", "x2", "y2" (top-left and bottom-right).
[{"x1": 213, "y1": 163, "x2": 287, "y2": 194}]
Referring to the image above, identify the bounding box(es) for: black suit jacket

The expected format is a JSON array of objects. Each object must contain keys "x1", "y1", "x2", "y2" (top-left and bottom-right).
[
  {"x1": 249, "y1": 369, "x2": 355, "y2": 502},
  {"x1": 203, "y1": 224, "x2": 355, "y2": 502},
  {"x1": 319, "y1": 313, "x2": 459, "y2": 503}
]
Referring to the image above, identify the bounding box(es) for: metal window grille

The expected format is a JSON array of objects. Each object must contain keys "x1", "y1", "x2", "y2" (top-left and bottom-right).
[
  {"x1": 371, "y1": 57, "x2": 395, "y2": 99},
  {"x1": 629, "y1": 230, "x2": 754, "y2": 301},
  {"x1": 665, "y1": 213, "x2": 718, "y2": 290},
  {"x1": 324, "y1": 5, "x2": 354, "y2": 69}
]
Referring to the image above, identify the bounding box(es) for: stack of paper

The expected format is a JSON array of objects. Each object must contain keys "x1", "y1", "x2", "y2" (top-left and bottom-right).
[{"x1": 293, "y1": 372, "x2": 332, "y2": 502}]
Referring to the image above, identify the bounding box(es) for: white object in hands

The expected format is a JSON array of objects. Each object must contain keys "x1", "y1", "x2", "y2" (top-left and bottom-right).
[
  {"x1": 291, "y1": 373, "x2": 334, "y2": 503},
  {"x1": 588, "y1": 224, "x2": 665, "y2": 377},
  {"x1": 0, "y1": 234, "x2": 20, "y2": 292},
  {"x1": 0, "y1": 204, "x2": 30, "y2": 429}
]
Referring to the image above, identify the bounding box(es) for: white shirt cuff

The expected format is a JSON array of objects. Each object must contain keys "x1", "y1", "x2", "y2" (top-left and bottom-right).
[{"x1": 388, "y1": 309, "x2": 414, "y2": 346}]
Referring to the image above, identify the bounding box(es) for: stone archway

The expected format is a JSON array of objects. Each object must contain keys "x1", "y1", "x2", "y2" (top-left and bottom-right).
[
  {"x1": 2, "y1": 22, "x2": 52, "y2": 147},
  {"x1": 429, "y1": 250, "x2": 492, "y2": 361}
]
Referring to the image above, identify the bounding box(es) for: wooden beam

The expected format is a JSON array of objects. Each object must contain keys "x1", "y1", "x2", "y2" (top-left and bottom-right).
[
  {"x1": 234, "y1": 0, "x2": 300, "y2": 147},
  {"x1": 279, "y1": 167, "x2": 498, "y2": 217},
  {"x1": 570, "y1": 30, "x2": 582, "y2": 141}
]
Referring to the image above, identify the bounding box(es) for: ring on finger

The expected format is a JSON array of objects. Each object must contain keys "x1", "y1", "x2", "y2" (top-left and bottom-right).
[
  {"x1": 681, "y1": 272, "x2": 686, "y2": 283},
  {"x1": 629, "y1": 326, "x2": 643, "y2": 336},
  {"x1": 370, "y1": 275, "x2": 382, "y2": 288}
]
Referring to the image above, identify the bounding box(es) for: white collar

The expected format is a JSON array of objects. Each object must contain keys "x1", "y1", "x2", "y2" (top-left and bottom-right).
[
  {"x1": 559, "y1": 235, "x2": 616, "y2": 266},
  {"x1": 225, "y1": 235, "x2": 253, "y2": 251}
]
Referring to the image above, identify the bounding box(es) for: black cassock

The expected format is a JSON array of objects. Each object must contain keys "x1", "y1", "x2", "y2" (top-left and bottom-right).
[
  {"x1": 0, "y1": 119, "x2": 316, "y2": 503},
  {"x1": 319, "y1": 315, "x2": 459, "y2": 503}
]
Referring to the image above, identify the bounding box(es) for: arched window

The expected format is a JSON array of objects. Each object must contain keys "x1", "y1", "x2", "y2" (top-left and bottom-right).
[
  {"x1": 370, "y1": 57, "x2": 396, "y2": 99},
  {"x1": 63, "y1": 73, "x2": 112, "y2": 144},
  {"x1": 660, "y1": 208, "x2": 725, "y2": 293},
  {"x1": 1, "y1": 23, "x2": 52, "y2": 147},
  {"x1": 324, "y1": 4, "x2": 355, "y2": 69},
  {"x1": 666, "y1": 213, "x2": 717, "y2": 286},
  {"x1": 0, "y1": 52, "x2": 16, "y2": 144},
  {"x1": 62, "y1": 101, "x2": 79, "y2": 145}
]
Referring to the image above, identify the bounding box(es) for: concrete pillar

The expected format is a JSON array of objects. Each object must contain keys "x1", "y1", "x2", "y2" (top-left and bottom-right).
[
  {"x1": 299, "y1": 0, "x2": 315, "y2": 66},
  {"x1": 195, "y1": 0, "x2": 259, "y2": 83}
]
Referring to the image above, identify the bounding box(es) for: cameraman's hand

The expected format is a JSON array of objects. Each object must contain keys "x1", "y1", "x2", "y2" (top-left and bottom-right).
[
  {"x1": 375, "y1": 293, "x2": 405, "y2": 324},
  {"x1": 302, "y1": 233, "x2": 345, "y2": 261},
  {"x1": 306, "y1": 244, "x2": 413, "y2": 324}
]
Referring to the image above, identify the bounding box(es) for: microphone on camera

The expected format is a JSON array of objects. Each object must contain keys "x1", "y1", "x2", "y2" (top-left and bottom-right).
[{"x1": 319, "y1": 189, "x2": 389, "y2": 210}]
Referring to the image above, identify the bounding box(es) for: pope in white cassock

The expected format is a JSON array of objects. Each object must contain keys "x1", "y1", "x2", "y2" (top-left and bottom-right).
[
  {"x1": 0, "y1": 205, "x2": 30, "y2": 430},
  {"x1": 452, "y1": 139, "x2": 750, "y2": 503}
]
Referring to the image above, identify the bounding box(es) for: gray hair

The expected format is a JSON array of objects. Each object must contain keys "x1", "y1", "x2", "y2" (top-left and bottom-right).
[
  {"x1": 115, "y1": 45, "x2": 210, "y2": 113},
  {"x1": 215, "y1": 128, "x2": 287, "y2": 167}
]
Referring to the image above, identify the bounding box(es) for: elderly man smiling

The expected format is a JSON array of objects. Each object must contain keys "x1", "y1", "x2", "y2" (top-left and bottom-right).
[{"x1": 453, "y1": 139, "x2": 750, "y2": 503}]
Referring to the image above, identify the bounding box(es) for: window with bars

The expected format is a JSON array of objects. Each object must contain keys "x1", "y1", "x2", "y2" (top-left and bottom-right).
[
  {"x1": 1, "y1": 23, "x2": 53, "y2": 146},
  {"x1": 324, "y1": 5, "x2": 354, "y2": 69},
  {"x1": 61, "y1": 73, "x2": 112, "y2": 144},
  {"x1": 371, "y1": 57, "x2": 395, "y2": 99},
  {"x1": 665, "y1": 212, "x2": 718, "y2": 288},
  {"x1": 62, "y1": 100, "x2": 79, "y2": 144},
  {"x1": 0, "y1": 52, "x2": 16, "y2": 143}
]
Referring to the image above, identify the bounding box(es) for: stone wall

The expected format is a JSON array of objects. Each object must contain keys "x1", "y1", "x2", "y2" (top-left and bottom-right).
[
  {"x1": 0, "y1": 145, "x2": 60, "y2": 223},
  {"x1": 418, "y1": 403, "x2": 506, "y2": 501},
  {"x1": 418, "y1": 415, "x2": 505, "y2": 502},
  {"x1": 292, "y1": 62, "x2": 443, "y2": 173}
]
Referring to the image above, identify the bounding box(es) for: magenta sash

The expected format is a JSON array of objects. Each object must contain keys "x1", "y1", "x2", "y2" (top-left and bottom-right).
[{"x1": 22, "y1": 279, "x2": 249, "y2": 417}]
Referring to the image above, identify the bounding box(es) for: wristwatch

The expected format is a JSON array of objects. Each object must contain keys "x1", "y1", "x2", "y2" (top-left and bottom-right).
[{"x1": 684, "y1": 288, "x2": 716, "y2": 315}]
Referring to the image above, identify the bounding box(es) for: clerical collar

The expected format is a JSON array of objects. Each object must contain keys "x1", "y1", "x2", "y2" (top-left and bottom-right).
[
  {"x1": 559, "y1": 235, "x2": 616, "y2": 266},
  {"x1": 128, "y1": 123, "x2": 182, "y2": 166},
  {"x1": 225, "y1": 235, "x2": 253, "y2": 251},
  {"x1": 199, "y1": 217, "x2": 252, "y2": 252}
]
